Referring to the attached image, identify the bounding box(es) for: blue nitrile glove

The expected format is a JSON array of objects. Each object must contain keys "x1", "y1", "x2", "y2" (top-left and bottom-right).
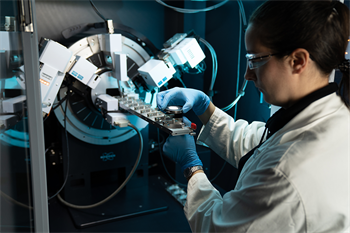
[
  {"x1": 157, "y1": 87, "x2": 210, "y2": 116},
  {"x1": 163, "y1": 118, "x2": 203, "y2": 173}
]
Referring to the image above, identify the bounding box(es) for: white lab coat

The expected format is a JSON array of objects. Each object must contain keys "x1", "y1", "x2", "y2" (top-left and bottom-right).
[{"x1": 185, "y1": 93, "x2": 350, "y2": 233}]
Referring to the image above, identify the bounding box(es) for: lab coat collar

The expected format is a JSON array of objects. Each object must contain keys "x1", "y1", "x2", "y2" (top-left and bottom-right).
[
  {"x1": 236, "y1": 83, "x2": 339, "y2": 186},
  {"x1": 265, "y1": 83, "x2": 338, "y2": 140}
]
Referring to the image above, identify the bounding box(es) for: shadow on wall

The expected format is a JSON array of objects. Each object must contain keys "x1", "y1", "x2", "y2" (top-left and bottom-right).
[{"x1": 35, "y1": 0, "x2": 166, "y2": 48}]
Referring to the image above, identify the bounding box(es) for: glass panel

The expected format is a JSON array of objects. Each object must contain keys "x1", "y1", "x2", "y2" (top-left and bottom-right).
[{"x1": 0, "y1": 1, "x2": 34, "y2": 232}]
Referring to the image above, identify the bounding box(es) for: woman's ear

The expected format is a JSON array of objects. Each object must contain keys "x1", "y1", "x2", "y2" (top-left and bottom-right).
[{"x1": 289, "y1": 48, "x2": 310, "y2": 75}]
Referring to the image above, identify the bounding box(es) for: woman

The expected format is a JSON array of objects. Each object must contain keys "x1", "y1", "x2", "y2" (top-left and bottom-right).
[{"x1": 157, "y1": 1, "x2": 350, "y2": 232}]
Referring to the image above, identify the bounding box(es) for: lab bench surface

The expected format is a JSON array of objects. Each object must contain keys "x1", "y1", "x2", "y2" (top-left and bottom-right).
[{"x1": 49, "y1": 175, "x2": 192, "y2": 233}]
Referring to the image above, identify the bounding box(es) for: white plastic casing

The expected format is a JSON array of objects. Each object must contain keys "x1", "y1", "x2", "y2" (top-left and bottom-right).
[
  {"x1": 39, "y1": 40, "x2": 73, "y2": 72},
  {"x1": 106, "y1": 112, "x2": 129, "y2": 127},
  {"x1": 113, "y1": 53, "x2": 128, "y2": 81},
  {"x1": 2, "y1": 95, "x2": 26, "y2": 113},
  {"x1": 98, "y1": 34, "x2": 122, "y2": 53},
  {"x1": 39, "y1": 40, "x2": 73, "y2": 114},
  {"x1": 168, "y1": 38, "x2": 205, "y2": 68},
  {"x1": 69, "y1": 56, "x2": 98, "y2": 85},
  {"x1": 138, "y1": 59, "x2": 176, "y2": 88},
  {"x1": 96, "y1": 94, "x2": 119, "y2": 111},
  {"x1": 40, "y1": 65, "x2": 65, "y2": 114},
  {"x1": 168, "y1": 49, "x2": 187, "y2": 65}
]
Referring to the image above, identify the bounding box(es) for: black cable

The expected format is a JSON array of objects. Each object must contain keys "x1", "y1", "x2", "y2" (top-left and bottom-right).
[
  {"x1": 100, "y1": 107, "x2": 105, "y2": 118},
  {"x1": 89, "y1": 0, "x2": 107, "y2": 21},
  {"x1": 52, "y1": 94, "x2": 68, "y2": 111},
  {"x1": 43, "y1": 114, "x2": 49, "y2": 122},
  {"x1": 149, "y1": 133, "x2": 165, "y2": 154},
  {"x1": 43, "y1": 94, "x2": 69, "y2": 122},
  {"x1": 157, "y1": 133, "x2": 165, "y2": 146},
  {"x1": 57, "y1": 122, "x2": 143, "y2": 209},
  {"x1": 48, "y1": 91, "x2": 70, "y2": 200}
]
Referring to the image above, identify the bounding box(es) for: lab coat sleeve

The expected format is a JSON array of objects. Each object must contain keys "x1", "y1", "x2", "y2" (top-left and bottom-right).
[
  {"x1": 184, "y1": 171, "x2": 306, "y2": 233},
  {"x1": 197, "y1": 107, "x2": 266, "y2": 167}
]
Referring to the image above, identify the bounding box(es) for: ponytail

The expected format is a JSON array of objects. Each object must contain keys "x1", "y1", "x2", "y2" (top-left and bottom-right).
[{"x1": 338, "y1": 59, "x2": 350, "y2": 107}]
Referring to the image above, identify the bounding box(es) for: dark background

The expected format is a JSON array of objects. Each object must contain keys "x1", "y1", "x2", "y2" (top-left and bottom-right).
[
  {"x1": 1, "y1": 0, "x2": 349, "y2": 232},
  {"x1": 26, "y1": 0, "x2": 270, "y2": 193}
]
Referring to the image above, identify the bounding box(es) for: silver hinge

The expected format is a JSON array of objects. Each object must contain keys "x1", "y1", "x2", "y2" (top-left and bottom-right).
[
  {"x1": 106, "y1": 19, "x2": 114, "y2": 34},
  {"x1": 18, "y1": 0, "x2": 34, "y2": 32}
]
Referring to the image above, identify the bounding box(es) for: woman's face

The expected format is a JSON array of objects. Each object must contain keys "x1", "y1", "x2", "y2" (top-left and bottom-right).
[{"x1": 244, "y1": 24, "x2": 293, "y2": 107}]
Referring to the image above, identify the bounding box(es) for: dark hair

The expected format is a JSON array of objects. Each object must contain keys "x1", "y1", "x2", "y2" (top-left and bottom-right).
[{"x1": 249, "y1": 0, "x2": 350, "y2": 107}]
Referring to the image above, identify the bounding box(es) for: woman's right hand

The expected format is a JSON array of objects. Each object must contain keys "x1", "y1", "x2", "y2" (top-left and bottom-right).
[{"x1": 156, "y1": 87, "x2": 210, "y2": 116}]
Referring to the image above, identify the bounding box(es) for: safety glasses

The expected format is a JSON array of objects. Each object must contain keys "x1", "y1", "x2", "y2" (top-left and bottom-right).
[{"x1": 246, "y1": 53, "x2": 279, "y2": 70}]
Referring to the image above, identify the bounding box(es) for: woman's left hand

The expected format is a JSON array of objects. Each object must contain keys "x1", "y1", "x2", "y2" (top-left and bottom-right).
[{"x1": 163, "y1": 134, "x2": 203, "y2": 173}]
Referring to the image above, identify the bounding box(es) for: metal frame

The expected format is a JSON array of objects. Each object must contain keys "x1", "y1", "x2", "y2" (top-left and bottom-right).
[
  {"x1": 53, "y1": 34, "x2": 150, "y2": 145},
  {"x1": 20, "y1": 0, "x2": 49, "y2": 231}
]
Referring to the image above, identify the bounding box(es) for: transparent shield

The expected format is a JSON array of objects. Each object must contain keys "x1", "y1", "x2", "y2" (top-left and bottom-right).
[{"x1": 1, "y1": 1, "x2": 34, "y2": 232}]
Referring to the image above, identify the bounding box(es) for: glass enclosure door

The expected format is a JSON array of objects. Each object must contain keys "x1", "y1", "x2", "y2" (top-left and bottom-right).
[{"x1": 0, "y1": 0, "x2": 49, "y2": 232}]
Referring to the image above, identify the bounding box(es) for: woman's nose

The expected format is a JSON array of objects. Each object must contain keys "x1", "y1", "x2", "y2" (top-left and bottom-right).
[{"x1": 244, "y1": 65, "x2": 256, "y2": 81}]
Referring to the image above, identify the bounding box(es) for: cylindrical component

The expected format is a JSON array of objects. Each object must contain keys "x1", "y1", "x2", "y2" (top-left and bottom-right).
[
  {"x1": 165, "y1": 106, "x2": 183, "y2": 119},
  {"x1": 165, "y1": 106, "x2": 183, "y2": 114}
]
